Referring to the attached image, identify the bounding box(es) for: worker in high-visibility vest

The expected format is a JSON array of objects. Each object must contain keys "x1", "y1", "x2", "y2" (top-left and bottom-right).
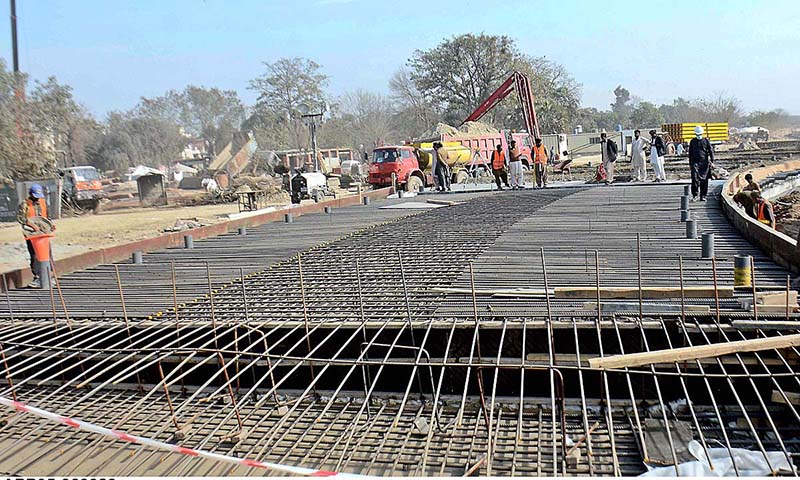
[
  {"x1": 490, "y1": 144, "x2": 510, "y2": 190},
  {"x1": 752, "y1": 191, "x2": 776, "y2": 229},
  {"x1": 532, "y1": 138, "x2": 548, "y2": 188},
  {"x1": 16, "y1": 184, "x2": 52, "y2": 288}
]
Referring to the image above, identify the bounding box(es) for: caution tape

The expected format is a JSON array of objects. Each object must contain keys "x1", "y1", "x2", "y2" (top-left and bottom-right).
[{"x1": 0, "y1": 395, "x2": 358, "y2": 477}]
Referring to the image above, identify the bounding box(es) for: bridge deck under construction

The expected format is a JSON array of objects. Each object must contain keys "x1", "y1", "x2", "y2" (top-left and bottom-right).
[{"x1": 0, "y1": 183, "x2": 798, "y2": 476}]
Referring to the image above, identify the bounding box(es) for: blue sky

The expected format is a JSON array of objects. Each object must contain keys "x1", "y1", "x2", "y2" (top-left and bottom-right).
[{"x1": 2, "y1": 0, "x2": 798, "y2": 117}]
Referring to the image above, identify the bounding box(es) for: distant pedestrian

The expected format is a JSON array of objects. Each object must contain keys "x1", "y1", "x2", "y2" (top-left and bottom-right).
[
  {"x1": 600, "y1": 132, "x2": 617, "y2": 184},
  {"x1": 688, "y1": 126, "x2": 714, "y2": 201},
  {"x1": 648, "y1": 130, "x2": 667, "y2": 182},
  {"x1": 630, "y1": 129, "x2": 648, "y2": 181},
  {"x1": 532, "y1": 137, "x2": 548, "y2": 188},
  {"x1": 508, "y1": 140, "x2": 523, "y2": 189},
  {"x1": 490, "y1": 144, "x2": 509, "y2": 190},
  {"x1": 433, "y1": 142, "x2": 451, "y2": 192}
]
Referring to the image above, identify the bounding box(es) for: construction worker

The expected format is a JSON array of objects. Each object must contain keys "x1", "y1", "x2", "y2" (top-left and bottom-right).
[
  {"x1": 630, "y1": 129, "x2": 648, "y2": 182},
  {"x1": 490, "y1": 144, "x2": 509, "y2": 190},
  {"x1": 508, "y1": 140, "x2": 523, "y2": 189},
  {"x1": 599, "y1": 132, "x2": 617, "y2": 184},
  {"x1": 16, "y1": 184, "x2": 51, "y2": 288},
  {"x1": 752, "y1": 190, "x2": 776, "y2": 229},
  {"x1": 742, "y1": 173, "x2": 761, "y2": 193},
  {"x1": 688, "y1": 125, "x2": 714, "y2": 201},
  {"x1": 533, "y1": 138, "x2": 548, "y2": 188},
  {"x1": 433, "y1": 142, "x2": 451, "y2": 192},
  {"x1": 648, "y1": 130, "x2": 666, "y2": 182}
]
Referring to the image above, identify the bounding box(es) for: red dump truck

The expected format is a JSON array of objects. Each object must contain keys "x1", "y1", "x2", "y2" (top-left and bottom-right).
[{"x1": 368, "y1": 132, "x2": 534, "y2": 191}]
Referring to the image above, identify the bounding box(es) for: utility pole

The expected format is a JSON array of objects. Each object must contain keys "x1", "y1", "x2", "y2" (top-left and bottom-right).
[{"x1": 10, "y1": 0, "x2": 19, "y2": 73}]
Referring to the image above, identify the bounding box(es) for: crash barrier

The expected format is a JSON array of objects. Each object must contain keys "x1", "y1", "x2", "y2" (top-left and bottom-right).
[
  {"x1": 1, "y1": 187, "x2": 392, "y2": 290},
  {"x1": 721, "y1": 159, "x2": 800, "y2": 273}
]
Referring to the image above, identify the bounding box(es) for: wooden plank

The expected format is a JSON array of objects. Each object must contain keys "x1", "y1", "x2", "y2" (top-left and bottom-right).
[
  {"x1": 555, "y1": 286, "x2": 734, "y2": 299},
  {"x1": 588, "y1": 333, "x2": 800, "y2": 369},
  {"x1": 756, "y1": 291, "x2": 798, "y2": 306},
  {"x1": 582, "y1": 302, "x2": 710, "y2": 314},
  {"x1": 771, "y1": 390, "x2": 800, "y2": 406},
  {"x1": 430, "y1": 287, "x2": 549, "y2": 296}
]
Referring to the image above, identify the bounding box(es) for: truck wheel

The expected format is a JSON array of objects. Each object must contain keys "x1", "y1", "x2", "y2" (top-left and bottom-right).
[
  {"x1": 455, "y1": 170, "x2": 469, "y2": 184},
  {"x1": 406, "y1": 175, "x2": 423, "y2": 192}
]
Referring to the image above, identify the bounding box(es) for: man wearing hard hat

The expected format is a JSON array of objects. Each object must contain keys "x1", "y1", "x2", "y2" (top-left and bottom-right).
[
  {"x1": 688, "y1": 126, "x2": 714, "y2": 201},
  {"x1": 16, "y1": 184, "x2": 52, "y2": 288}
]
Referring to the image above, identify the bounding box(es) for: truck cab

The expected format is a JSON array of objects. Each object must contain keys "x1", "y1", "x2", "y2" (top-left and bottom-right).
[
  {"x1": 61, "y1": 166, "x2": 105, "y2": 212},
  {"x1": 368, "y1": 146, "x2": 426, "y2": 192}
]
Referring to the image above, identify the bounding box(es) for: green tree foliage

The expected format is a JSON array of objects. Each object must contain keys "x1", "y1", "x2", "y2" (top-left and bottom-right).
[
  {"x1": 137, "y1": 86, "x2": 245, "y2": 155},
  {"x1": 247, "y1": 58, "x2": 328, "y2": 150},
  {"x1": 406, "y1": 34, "x2": 581, "y2": 135},
  {"x1": 744, "y1": 109, "x2": 791, "y2": 130},
  {"x1": 630, "y1": 101, "x2": 665, "y2": 129}
]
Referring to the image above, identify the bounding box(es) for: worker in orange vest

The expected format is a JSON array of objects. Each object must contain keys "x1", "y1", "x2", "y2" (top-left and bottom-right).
[
  {"x1": 532, "y1": 138, "x2": 548, "y2": 188},
  {"x1": 490, "y1": 144, "x2": 510, "y2": 190},
  {"x1": 16, "y1": 184, "x2": 51, "y2": 288},
  {"x1": 752, "y1": 191, "x2": 776, "y2": 229}
]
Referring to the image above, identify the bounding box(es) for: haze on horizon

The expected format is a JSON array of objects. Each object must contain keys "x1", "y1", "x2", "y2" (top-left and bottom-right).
[{"x1": 1, "y1": 0, "x2": 798, "y2": 117}]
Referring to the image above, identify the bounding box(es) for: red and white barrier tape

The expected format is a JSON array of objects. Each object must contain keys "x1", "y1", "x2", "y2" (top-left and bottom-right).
[{"x1": 0, "y1": 395, "x2": 358, "y2": 477}]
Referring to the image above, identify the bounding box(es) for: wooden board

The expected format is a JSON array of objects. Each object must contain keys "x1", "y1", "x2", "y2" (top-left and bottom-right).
[
  {"x1": 771, "y1": 390, "x2": 800, "y2": 406},
  {"x1": 756, "y1": 291, "x2": 798, "y2": 306},
  {"x1": 555, "y1": 286, "x2": 734, "y2": 299},
  {"x1": 588, "y1": 333, "x2": 800, "y2": 369}
]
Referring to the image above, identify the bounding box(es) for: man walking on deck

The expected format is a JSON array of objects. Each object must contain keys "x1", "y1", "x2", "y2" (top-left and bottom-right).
[
  {"x1": 600, "y1": 132, "x2": 618, "y2": 184},
  {"x1": 533, "y1": 138, "x2": 548, "y2": 188},
  {"x1": 688, "y1": 125, "x2": 714, "y2": 201}
]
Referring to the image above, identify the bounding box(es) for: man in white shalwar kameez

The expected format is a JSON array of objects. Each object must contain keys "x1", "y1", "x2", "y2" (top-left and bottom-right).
[{"x1": 630, "y1": 129, "x2": 648, "y2": 181}]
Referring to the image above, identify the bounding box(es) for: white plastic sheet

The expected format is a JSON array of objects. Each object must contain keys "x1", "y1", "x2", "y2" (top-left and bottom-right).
[{"x1": 641, "y1": 440, "x2": 795, "y2": 477}]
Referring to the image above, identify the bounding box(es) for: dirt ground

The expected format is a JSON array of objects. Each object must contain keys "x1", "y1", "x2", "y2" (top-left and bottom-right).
[
  {"x1": 0, "y1": 202, "x2": 243, "y2": 272},
  {"x1": 775, "y1": 190, "x2": 800, "y2": 240}
]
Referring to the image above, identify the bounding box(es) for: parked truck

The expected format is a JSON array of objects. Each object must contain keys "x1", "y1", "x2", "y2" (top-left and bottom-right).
[{"x1": 60, "y1": 166, "x2": 105, "y2": 212}]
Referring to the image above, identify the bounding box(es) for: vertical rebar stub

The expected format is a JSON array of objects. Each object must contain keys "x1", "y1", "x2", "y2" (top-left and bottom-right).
[
  {"x1": 734, "y1": 255, "x2": 752, "y2": 287},
  {"x1": 680, "y1": 210, "x2": 690, "y2": 222},
  {"x1": 132, "y1": 251, "x2": 143, "y2": 264},
  {"x1": 683, "y1": 184, "x2": 691, "y2": 196},
  {"x1": 362, "y1": 196, "x2": 370, "y2": 206},
  {"x1": 323, "y1": 206, "x2": 332, "y2": 214},
  {"x1": 183, "y1": 235, "x2": 194, "y2": 249},
  {"x1": 685, "y1": 219, "x2": 697, "y2": 239},
  {"x1": 37, "y1": 260, "x2": 51, "y2": 290},
  {"x1": 701, "y1": 233, "x2": 715, "y2": 259},
  {"x1": 284, "y1": 213, "x2": 293, "y2": 223},
  {"x1": 238, "y1": 227, "x2": 247, "y2": 236},
  {"x1": 680, "y1": 195, "x2": 690, "y2": 211}
]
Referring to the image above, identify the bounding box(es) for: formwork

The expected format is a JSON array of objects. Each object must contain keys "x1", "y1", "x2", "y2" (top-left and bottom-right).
[{"x1": 0, "y1": 184, "x2": 798, "y2": 476}]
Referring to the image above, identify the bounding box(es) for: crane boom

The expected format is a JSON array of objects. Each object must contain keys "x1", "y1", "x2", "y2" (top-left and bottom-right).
[{"x1": 460, "y1": 71, "x2": 540, "y2": 139}]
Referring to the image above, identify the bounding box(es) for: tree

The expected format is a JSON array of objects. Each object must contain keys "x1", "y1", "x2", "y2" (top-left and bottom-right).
[
  {"x1": 515, "y1": 55, "x2": 581, "y2": 134},
  {"x1": 318, "y1": 90, "x2": 397, "y2": 152},
  {"x1": 389, "y1": 68, "x2": 438, "y2": 140},
  {"x1": 408, "y1": 34, "x2": 518, "y2": 125},
  {"x1": 697, "y1": 91, "x2": 742, "y2": 124},
  {"x1": 744, "y1": 109, "x2": 791, "y2": 129},
  {"x1": 610, "y1": 85, "x2": 632, "y2": 127},
  {"x1": 630, "y1": 101, "x2": 665, "y2": 129},
  {"x1": 248, "y1": 58, "x2": 328, "y2": 150},
  {"x1": 406, "y1": 34, "x2": 582, "y2": 135}
]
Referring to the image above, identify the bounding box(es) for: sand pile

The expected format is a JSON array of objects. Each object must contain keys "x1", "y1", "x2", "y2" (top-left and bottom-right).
[{"x1": 418, "y1": 121, "x2": 497, "y2": 139}]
